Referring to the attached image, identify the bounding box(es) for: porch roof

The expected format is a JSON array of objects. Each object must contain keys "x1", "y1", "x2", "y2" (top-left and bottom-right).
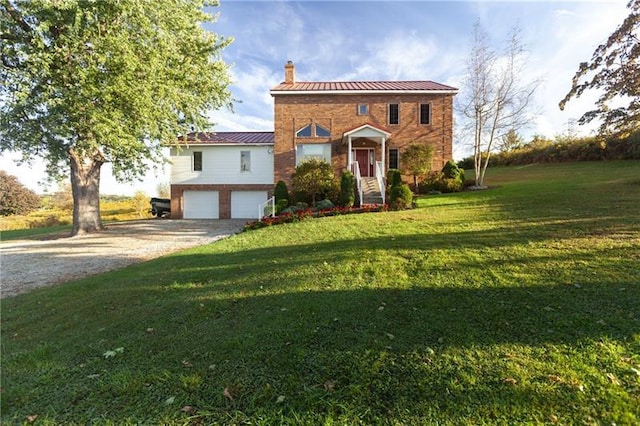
[{"x1": 342, "y1": 123, "x2": 391, "y2": 144}]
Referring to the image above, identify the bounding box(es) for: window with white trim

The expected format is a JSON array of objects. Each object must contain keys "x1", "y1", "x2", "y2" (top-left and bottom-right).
[
  {"x1": 240, "y1": 150, "x2": 251, "y2": 172},
  {"x1": 420, "y1": 103, "x2": 431, "y2": 125},
  {"x1": 296, "y1": 143, "x2": 331, "y2": 165},
  {"x1": 296, "y1": 124, "x2": 313, "y2": 138},
  {"x1": 388, "y1": 103, "x2": 399, "y2": 125},
  {"x1": 389, "y1": 148, "x2": 399, "y2": 170},
  {"x1": 315, "y1": 124, "x2": 331, "y2": 137},
  {"x1": 296, "y1": 123, "x2": 331, "y2": 138},
  {"x1": 358, "y1": 104, "x2": 369, "y2": 115},
  {"x1": 193, "y1": 151, "x2": 202, "y2": 171}
]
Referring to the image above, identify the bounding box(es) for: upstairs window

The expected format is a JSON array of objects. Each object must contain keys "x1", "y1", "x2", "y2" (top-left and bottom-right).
[
  {"x1": 389, "y1": 148, "x2": 399, "y2": 170},
  {"x1": 193, "y1": 151, "x2": 202, "y2": 171},
  {"x1": 296, "y1": 124, "x2": 313, "y2": 138},
  {"x1": 420, "y1": 103, "x2": 431, "y2": 125},
  {"x1": 296, "y1": 123, "x2": 331, "y2": 138},
  {"x1": 240, "y1": 150, "x2": 251, "y2": 172},
  {"x1": 388, "y1": 104, "x2": 399, "y2": 125},
  {"x1": 358, "y1": 104, "x2": 369, "y2": 115},
  {"x1": 315, "y1": 124, "x2": 331, "y2": 137}
]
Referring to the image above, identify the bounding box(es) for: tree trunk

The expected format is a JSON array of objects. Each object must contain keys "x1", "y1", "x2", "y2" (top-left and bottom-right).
[{"x1": 69, "y1": 149, "x2": 104, "y2": 236}]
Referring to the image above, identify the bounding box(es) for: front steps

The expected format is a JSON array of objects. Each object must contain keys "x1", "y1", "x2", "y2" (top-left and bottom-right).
[{"x1": 361, "y1": 177, "x2": 384, "y2": 205}]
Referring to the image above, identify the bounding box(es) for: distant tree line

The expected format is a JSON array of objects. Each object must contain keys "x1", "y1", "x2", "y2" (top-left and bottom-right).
[{"x1": 457, "y1": 131, "x2": 640, "y2": 169}]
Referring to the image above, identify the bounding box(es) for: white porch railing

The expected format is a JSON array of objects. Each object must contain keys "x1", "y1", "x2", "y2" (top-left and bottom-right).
[
  {"x1": 258, "y1": 196, "x2": 276, "y2": 221},
  {"x1": 376, "y1": 161, "x2": 385, "y2": 203},
  {"x1": 351, "y1": 161, "x2": 363, "y2": 206}
]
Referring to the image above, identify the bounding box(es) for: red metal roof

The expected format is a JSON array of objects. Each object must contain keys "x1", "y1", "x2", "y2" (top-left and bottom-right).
[
  {"x1": 180, "y1": 131, "x2": 274, "y2": 145},
  {"x1": 271, "y1": 80, "x2": 458, "y2": 93}
]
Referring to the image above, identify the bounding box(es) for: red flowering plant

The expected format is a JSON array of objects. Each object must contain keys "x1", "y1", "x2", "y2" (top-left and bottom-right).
[{"x1": 243, "y1": 204, "x2": 388, "y2": 231}]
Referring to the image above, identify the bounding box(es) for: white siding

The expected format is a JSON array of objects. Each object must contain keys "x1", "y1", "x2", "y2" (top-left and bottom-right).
[
  {"x1": 170, "y1": 146, "x2": 273, "y2": 185},
  {"x1": 183, "y1": 191, "x2": 219, "y2": 219},
  {"x1": 231, "y1": 191, "x2": 268, "y2": 219}
]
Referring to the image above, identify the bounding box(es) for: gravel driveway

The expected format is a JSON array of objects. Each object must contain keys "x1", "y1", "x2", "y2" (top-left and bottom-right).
[{"x1": 0, "y1": 219, "x2": 245, "y2": 299}]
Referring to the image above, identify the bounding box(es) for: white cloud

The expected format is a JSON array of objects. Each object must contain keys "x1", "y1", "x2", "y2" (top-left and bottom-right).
[
  {"x1": 209, "y1": 109, "x2": 273, "y2": 132},
  {"x1": 526, "y1": 1, "x2": 630, "y2": 138}
]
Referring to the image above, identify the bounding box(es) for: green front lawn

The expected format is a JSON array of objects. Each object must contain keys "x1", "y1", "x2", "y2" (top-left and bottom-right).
[{"x1": 2, "y1": 161, "x2": 639, "y2": 424}]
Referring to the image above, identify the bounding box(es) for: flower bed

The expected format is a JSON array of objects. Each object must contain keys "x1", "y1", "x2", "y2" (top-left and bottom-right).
[{"x1": 244, "y1": 204, "x2": 388, "y2": 231}]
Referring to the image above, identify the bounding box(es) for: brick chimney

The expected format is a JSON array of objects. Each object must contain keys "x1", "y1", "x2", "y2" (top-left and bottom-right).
[{"x1": 284, "y1": 60, "x2": 295, "y2": 84}]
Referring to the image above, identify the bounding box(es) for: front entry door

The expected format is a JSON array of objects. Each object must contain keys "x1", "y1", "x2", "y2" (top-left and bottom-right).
[{"x1": 354, "y1": 149, "x2": 373, "y2": 177}]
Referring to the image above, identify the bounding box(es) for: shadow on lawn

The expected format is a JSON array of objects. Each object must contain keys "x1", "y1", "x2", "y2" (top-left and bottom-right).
[
  {"x1": 108, "y1": 217, "x2": 640, "y2": 351},
  {"x1": 2, "y1": 216, "x2": 639, "y2": 423}
]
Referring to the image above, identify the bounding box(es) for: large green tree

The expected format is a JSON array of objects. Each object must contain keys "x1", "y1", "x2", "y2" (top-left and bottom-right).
[
  {"x1": 560, "y1": 0, "x2": 639, "y2": 137},
  {"x1": 0, "y1": 0, "x2": 232, "y2": 235}
]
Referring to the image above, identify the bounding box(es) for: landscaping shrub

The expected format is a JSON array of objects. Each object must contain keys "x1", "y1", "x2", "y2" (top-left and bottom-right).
[
  {"x1": 339, "y1": 171, "x2": 355, "y2": 207},
  {"x1": 274, "y1": 180, "x2": 290, "y2": 203},
  {"x1": 389, "y1": 184, "x2": 413, "y2": 210},
  {"x1": 292, "y1": 159, "x2": 337, "y2": 205},
  {"x1": 316, "y1": 198, "x2": 335, "y2": 210},
  {"x1": 276, "y1": 199, "x2": 289, "y2": 214},
  {"x1": 419, "y1": 161, "x2": 465, "y2": 194},
  {"x1": 386, "y1": 168, "x2": 402, "y2": 189},
  {"x1": 442, "y1": 160, "x2": 465, "y2": 181},
  {"x1": 244, "y1": 204, "x2": 388, "y2": 230},
  {"x1": 280, "y1": 202, "x2": 309, "y2": 215}
]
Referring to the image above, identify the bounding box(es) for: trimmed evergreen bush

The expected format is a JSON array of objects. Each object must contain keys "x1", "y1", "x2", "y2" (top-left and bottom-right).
[
  {"x1": 276, "y1": 199, "x2": 289, "y2": 214},
  {"x1": 387, "y1": 168, "x2": 402, "y2": 188},
  {"x1": 274, "y1": 180, "x2": 290, "y2": 203},
  {"x1": 389, "y1": 184, "x2": 413, "y2": 210},
  {"x1": 339, "y1": 171, "x2": 355, "y2": 207},
  {"x1": 442, "y1": 160, "x2": 465, "y2": 181}
]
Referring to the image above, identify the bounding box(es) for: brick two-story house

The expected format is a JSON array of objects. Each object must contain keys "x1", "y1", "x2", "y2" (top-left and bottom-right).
[{"x1": 170, "y1": 61, "x2": 457, "y2": 219}]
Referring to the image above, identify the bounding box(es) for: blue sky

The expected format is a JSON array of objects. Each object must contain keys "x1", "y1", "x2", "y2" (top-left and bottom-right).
[{"x1": 1, "y1": 0, "x2": 631, "y2": 195}]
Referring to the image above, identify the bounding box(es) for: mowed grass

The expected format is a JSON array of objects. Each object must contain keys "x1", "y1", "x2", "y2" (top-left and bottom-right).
[{"x1": 2, "y1": 161, "x2": 639, "y2": 424}]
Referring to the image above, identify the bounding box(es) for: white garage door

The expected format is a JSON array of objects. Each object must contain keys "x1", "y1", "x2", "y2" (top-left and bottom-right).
[
  {"x1": 231, "y1": 191, "x2": 268, "y2": 219},
  {"x1": 183, "y1": 191, "x2": 219, "y2": 219}
]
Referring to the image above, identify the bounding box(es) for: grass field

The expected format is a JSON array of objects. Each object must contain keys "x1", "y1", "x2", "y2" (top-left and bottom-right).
[{"x1": 2, "y1": 161, "x2": 639, "y2": 424}]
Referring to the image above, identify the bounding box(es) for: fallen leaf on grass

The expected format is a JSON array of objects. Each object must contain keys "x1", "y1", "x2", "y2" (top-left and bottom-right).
[
  {"x1": 548, "y1": 375, "x2": 562, "y2": 383},
  {"x1": 26, "y1": 415, "x2": 38, "y2": 423},
  {"x1": 223, "y1": 387, "x2": 233, "y2": 401},
  {"x1": 606, "y1": 373, "x2": 620, "y2": 386},
  {"x1": 181, "y1": 405, "x2": 196, "y2": 414},
  {"x1": 276, "y1": 395, "x2": 286, "y2": 403},
  {"x1": 182, "y1": 360, "x2": 193, "y2": 368},
  {"x1": 165, "y1": 396, "x2": 176, "y2": 405},
  {"x1": 324, "y1": 380, "x2": 336, "y2": 392},
  {"x1": 503, "y1": 377, "x2": 517, "y2": 386},
  {"x1": 103, "y1": 347, "x2": 124, "y2": 359}
]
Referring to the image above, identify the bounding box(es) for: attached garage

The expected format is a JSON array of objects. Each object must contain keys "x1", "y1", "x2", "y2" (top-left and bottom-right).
[
  {"x1": 183, "y1": 191, "x2": 219, "y2": 219},
  {"x1": 231, "y1": 191, "x2": 268, "y2": 219}
]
